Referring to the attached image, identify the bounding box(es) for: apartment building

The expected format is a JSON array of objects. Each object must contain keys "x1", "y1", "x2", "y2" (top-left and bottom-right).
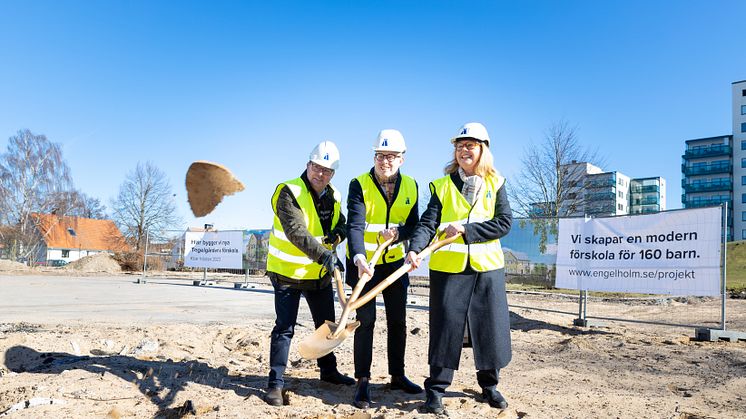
[
  {"x1": 681, "y1": 80, "x2": 746, "y2": 240},
  {"x1": 532, "y1": 161, "x2": 666, "y2": 218}
]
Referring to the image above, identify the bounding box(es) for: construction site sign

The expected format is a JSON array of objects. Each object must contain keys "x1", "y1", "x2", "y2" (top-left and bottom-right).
[
  {"x1": 184, "y1": 230, "x2": 243, "y2": 269},
  {"x1": 555, "y1": 207, "x2": 722, "y2": 296}
]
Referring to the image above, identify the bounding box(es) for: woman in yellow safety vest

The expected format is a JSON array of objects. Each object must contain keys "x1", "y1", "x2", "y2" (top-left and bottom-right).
[{"x1": 407, "y1": 122, "x2": 513, "y2": 414}]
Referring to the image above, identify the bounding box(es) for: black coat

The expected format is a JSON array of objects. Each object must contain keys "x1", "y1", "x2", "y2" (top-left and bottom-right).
[{"x1": 409, "y1": 172, "x2": 512, "y2": 370}]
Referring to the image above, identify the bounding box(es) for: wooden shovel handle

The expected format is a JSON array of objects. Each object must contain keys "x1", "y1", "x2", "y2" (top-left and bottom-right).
[
  {"x1": 330, "y1": 235, "x2": 394, "y2": 338},
  {"x1": 333, "y1": 267, "x2": 346, "y2": 306},
  {"x1": 349, "y1": 232, "x2": 462, "y2": 310}
]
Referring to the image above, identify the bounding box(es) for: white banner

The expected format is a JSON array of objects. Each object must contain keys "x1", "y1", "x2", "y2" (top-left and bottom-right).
[
  {"x1": 184, "y1": 231, "x2": 243, "y2": 269},
  {"x1": 555, "y1": 207, "x2": 722, "y2": 296}
]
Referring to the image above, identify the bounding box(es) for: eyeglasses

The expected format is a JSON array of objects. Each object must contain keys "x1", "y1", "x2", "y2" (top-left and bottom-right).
[
  {"x1": 374, "y1": 153, "x2": 401, "y2": 163},
  {"x1": 308, "y1": 162, "x2": 334, "y2": 177},
  {"x1": 455, "y1": 142, "x2": 479, "y2": 151}
]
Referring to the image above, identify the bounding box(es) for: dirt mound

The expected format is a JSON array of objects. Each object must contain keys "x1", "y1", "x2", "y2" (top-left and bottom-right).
[
  {"x1": 0, "y1": 260, "x2": 29, "y2": 271},
  {"x1": 64, "y1": 253, "x2": 121, "y2": 273}
]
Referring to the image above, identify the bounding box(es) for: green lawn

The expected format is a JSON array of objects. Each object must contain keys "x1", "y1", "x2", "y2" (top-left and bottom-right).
[{"x1": 726, "y1": 241, "x2": 746, "y2": 292}]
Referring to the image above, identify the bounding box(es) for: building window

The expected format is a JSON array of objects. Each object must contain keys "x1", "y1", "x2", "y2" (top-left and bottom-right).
[
  {"x1": 742, "y1": 105, "x2": 746, "y2": 115},
  {"x1": 61, "y1": 250, "x2": 70, "y2": 258},
  {"x1": 742, "y1": 176, "x2": 746, "y2": 186},
  {"x1": 618, "y1": 191, "x2": 624, "y2": 199},
  {"x1": 617, "y1": 203, "x2": 623, "y2": 210},
  {"x1": 743, "y1": 89, "x2": 746, "y2": 97},
  {"x1": 742, "y1": 212, "x2": 746, "y2": 222},
  {"x1": 742, "y1": 122, "x2": 746, "y2": 133},
  {"x1": 743, "y1": 229, "x2": 746, "y2": 240},
  {"x1": 742, "y1": 158, "x2": 746, "y2": 168},
  {"x1": 742, "y1": 140, "x2": 746, "y2": 150}
]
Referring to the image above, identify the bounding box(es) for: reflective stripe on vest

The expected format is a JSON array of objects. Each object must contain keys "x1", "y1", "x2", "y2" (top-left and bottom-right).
[
  {"x1": 267, "y1": 178, "x2": 341, "y2": 279},
  {"x1": 350, "y1": 172, "x2": 417, "y2": 264},
  {"x1": 428, "y1": 174, "x2": 505, "y2": 273}
]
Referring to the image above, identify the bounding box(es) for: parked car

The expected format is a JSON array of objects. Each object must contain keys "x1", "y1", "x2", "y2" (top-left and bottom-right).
[{"x1": 48, "y1": 259, "x2": 68, "y2": 267}]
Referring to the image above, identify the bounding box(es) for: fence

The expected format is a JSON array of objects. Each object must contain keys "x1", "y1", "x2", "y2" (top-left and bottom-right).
[
  {"x1": 500, "y1": 208, "x2": 734, "y2": 340},
  {"x1": 139, "y1": 229, "x2": 271, "y2": 288},
  {"x1": 137, "y1": 210, "x2": 742, "y2": 341}
]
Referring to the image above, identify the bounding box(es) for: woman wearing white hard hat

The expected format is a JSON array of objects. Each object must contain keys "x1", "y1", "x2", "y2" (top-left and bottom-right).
[
  {"x1": 345, "y1": 129, "x2": 422, "y2": 408},
  {"x1": 264, "y1": 140, "x2": 355, "y2": 406},
  {"x1": 406, "y1": 122, "x2": 513, "y2": 413}
]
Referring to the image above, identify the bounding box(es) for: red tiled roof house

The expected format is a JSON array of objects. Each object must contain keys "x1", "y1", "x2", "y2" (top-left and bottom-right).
[{"x1": 31, "y1": 213, "x2": 130, "y2": 263}]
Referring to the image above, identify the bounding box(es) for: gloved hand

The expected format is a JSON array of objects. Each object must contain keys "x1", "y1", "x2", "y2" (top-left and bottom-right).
[
  {"x1": 322, "y1": 232, "x2": 340, "y2": 246},
  {"x1": 319, "y1": 250, "x2": 344, "y2": 274}
]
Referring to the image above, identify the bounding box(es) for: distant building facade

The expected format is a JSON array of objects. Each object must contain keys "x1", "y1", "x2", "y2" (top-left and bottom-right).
[
  {"x1": 534, "y1": 161, "x2": 666, "y2": 218},
  {"x1": 681, "y1": 80, "x2": 745, "y2": 240}
]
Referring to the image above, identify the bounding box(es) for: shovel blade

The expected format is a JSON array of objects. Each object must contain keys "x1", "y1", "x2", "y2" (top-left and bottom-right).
[{"x1": 298, "y1": 320, "x2": 360, "y2": 360}]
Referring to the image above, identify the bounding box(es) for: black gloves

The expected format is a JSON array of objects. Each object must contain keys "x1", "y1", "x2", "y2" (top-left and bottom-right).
[
  {"x1": 322, "y1": 232, "x2": 341, "y2": 246},
  {"x1": 319, "y1": 250, "x2": 344, "y2": 274}
]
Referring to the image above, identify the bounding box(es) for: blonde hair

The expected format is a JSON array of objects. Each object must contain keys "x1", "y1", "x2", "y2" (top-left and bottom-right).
[{"x1": 444, "y1": 142, "x2": 497, "y2": 177}]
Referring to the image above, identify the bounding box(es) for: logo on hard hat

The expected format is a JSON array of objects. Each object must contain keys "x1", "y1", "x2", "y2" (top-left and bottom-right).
[
  {"x1": 381, "y1": 138, "x2": 388, "y2": 146},
  {"x1": 323, "y1": 153, "x2": 329, "y2": 160},
  {"x1": 460, "y1": 128, "x2": 468, "y2": 135}
]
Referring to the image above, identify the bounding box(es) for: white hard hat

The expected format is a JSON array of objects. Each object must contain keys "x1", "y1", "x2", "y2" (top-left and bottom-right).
[
  {"x1": 373, "y1": 129, "x2": 407, "y2": 153},
  {"x1": 451, "y1": 122, "x2": 490, "y2": 147},
  {"x1": 309, "y1": 141, "x2": 340, "y2": 171}
]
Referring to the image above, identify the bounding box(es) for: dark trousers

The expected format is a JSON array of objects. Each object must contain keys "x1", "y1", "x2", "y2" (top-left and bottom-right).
[
  {"x1": 350, "y1": 262, "x2": 409, "y2": 378},
  {"x1": 268, "y1": 278, "x2": 337, "y2": 388},
  {"x1": 424, "y1": 366, "x2": 499, "y2": 395}
]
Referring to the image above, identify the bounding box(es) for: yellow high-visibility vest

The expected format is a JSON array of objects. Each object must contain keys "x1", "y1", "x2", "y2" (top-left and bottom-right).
[
  {"x1": 429, "y1": 174, "x2": 505, "y2": 273},
  {"x1": 352, "y1": 172, "x2": 417, "y2": 264},
  {"x1": 267, "y1": 178, "x2": 341, "y2": 279}
]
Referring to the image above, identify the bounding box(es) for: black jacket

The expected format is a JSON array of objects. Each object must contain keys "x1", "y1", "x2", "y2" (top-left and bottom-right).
[
  {"x1": 270, "y1": 170, "x2": 346, "y2": 290},
  {"x1": 409, "y1": 172, "x2": 512, "y2": 258},
  {"x1": 346, "y1": 168, "x2": 419, "y2": 260}
]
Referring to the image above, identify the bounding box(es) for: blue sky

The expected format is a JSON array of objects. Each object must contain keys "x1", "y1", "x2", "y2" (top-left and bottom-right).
[{"x1": 1, "y1": 1, "x2": 744, "y2": 229}]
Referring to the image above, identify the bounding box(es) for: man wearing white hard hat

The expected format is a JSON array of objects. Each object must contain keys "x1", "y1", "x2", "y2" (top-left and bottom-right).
[
  {"x1": 264, "y1": 140, "x2": 355, "y2": 406},
  {"x1": 345, "y1": 129, "x2": 422, "y2": 408}
]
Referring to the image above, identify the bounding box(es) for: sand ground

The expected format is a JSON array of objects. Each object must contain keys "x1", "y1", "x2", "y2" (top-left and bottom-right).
[{"x1": 1, "y1": 271, "x2": 745, "y2": 418}]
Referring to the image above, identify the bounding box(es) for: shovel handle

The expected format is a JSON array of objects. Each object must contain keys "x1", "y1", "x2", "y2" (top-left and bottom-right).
[
  {"x1": 349, "y1": 232, "x2": 462, "y2": 311},
  {"x1": 333, "y1": 267, "x2": 346, "y2": 307},
  {"x1": 330, "y1": 235, "x2": 394, "y2": 338}
]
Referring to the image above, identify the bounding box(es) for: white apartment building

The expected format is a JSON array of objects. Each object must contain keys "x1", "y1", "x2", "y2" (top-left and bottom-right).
[{"x1": 682, "y1": 80, "x2": 746, "y2": 240}]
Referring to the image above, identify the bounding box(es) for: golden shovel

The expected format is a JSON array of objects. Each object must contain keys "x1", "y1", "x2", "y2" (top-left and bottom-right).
[
  {"x1": 298, "y1": 235, "x2": 395, "y2": 360},
  {"x1": 298, "y1": 232, "x2": 462, "y2": 360}
]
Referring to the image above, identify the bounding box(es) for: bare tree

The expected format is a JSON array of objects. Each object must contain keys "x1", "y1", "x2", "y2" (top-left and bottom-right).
[
  {"x1": 111, "y1": 162, "x2": 181, "y2": 250},
  {"x1": 0, "y1": 129, "x2": 72, "y2": 262},
  {"x1": 509, "y1": 120, "x2": 604, "y2": 251},
  {"x1": 49, "y1": 190, "x2": 108, "y2": 219}
]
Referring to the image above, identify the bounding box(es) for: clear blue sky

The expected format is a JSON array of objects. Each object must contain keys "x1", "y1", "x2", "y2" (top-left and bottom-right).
[{"x1": 1, "y1": 1, "x2": 744, "y2": 229}]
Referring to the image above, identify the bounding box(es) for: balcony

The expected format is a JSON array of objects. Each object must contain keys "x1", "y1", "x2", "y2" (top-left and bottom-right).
[
  {"x1": 633, "y1": 197, "x2": 660, "y2": 206},
  {"x1": 585, "y1": 179, "x2": 616, "y2": 188},
  {"x1": 682, "y1": 163, "x2": 732, "y2": 176},
  {"x1": 682, "y1": 144, "x2": 732, "y2": 159},
  {"x1": 630, "y1": 185, "x2": 659, "y2": 194},
  {"x1": 586, "y1": 204, "x2": 616, "y2": 214},
  {"x1": 585, "y1": 192, "x2": 616, "y2": 201},
  {"x1": 630, "y1": 206, "x2": 660, "y2": 214},
  {"x1": 684, "y1": 197, "x2": 731, "y2": 208},
  {"x1": 682, "y1": 180, "x2": 733, "y2": 193}
]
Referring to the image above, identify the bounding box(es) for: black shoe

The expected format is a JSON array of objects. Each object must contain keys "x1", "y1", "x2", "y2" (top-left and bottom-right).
[
  {"x1": 482, "y1": 387, "x2": 508, "y2": 409},
  {"x1": 420, "y1": 391, "x2": 444, "y2": 414},
  {"x1": 390, "y1": 375, "x2": 424, "y2": 394},
  {"x1": 264, "y1": 387, "x2": 283, "y2": 406},
  {"x1": 320, "y1": 370, "x2": 355, "y2": 386},
  {"x1": 353, "y1": 377, "x2": 371, "y2": 409}
]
